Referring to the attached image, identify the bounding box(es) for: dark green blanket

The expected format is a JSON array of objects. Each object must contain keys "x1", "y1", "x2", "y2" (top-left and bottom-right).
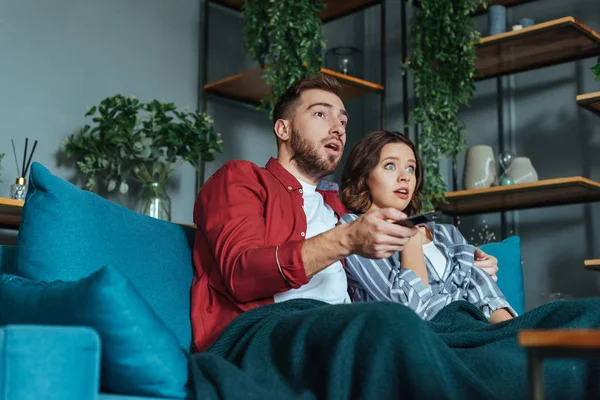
[{"x1": 189, "y1": 298, "x2": 600, "y2": 399}]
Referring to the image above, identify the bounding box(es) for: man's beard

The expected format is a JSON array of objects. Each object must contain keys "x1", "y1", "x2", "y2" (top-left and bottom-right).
[{"x1": 290, "y1": 128, "x2": 341, "y2": 181}]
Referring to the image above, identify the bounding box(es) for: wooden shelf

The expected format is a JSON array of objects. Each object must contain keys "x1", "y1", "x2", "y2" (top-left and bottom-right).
[
  {"x1": 584, "y1": 259, "x2": 600, "y2": 271},
  {"x1": 0, "y1": 198, "x2": 24, "y2": 229},
  {"x1": 438, "y1": 176, "x2": 600, "y2": 216},
  {"x1": 576, "y1": 91, "x2": 600, "y2": 117},
  {"x1": 204, "y1": 67, "x2": 384, "y2": 106},
  {"x1": 211, "y1": 0, "x2": 379, "y2": 22},
  {"x1": 475, "y1": 17, "x2": 600, "y2": 80}
]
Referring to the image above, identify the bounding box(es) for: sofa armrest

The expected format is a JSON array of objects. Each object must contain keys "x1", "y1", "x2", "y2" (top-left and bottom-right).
[{"x1": 0, "y1": 324, "x2": 101, "y2": 400}]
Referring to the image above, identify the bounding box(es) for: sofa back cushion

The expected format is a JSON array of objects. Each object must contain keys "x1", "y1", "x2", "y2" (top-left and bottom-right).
[
  {"x1": 480, "y1": 235, "x2": 525, "y2": 315},
  {"x1": 16, "y1": 162, "x2": 195, "y2": 349}
]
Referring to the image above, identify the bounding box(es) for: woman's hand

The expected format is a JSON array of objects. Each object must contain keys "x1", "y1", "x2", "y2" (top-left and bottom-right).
[
  {"x1": 474, "y1": 247, "x2": 499, "y2": 282},
  {"x1": 489, "y1": 308, "x2": 513, "y2": 323}
]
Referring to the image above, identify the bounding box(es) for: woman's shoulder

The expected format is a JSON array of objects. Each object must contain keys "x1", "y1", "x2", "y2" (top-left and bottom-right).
[{"x1": 339, "y1": 213, "x2": 360, "y2": 224}]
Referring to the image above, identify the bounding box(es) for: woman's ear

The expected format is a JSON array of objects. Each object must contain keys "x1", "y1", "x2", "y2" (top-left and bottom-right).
[{"x1": 274, "y1": 119, "x2": 291, "y2": 142}]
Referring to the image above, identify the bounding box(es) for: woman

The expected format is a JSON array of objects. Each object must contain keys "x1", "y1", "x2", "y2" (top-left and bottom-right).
[{"x1": 339, "y1": 130, "x2": 515, "y2": 323}]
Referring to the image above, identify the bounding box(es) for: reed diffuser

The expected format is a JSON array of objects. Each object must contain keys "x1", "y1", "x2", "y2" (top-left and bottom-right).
[{"x1": 11, "y1": 138, "x2": 38, "y2": 200}]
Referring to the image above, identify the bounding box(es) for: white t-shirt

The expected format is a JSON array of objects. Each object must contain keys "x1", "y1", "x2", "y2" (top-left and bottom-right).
[
  {"x1": 274, "y1": 180, "x2": 351, "y2": 304},
  {"x1": 423, "y1": 241, "x2": 448, "y2": 281}
]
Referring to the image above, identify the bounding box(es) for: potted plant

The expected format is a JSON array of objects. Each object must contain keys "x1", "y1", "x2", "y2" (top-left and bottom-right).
[
  {"x1": 64, "y1": 94, "x2": 223, "y2": 221},
  {"x1": 241, "y1": 0, "x2": 326, "y2": 118},
  {"x1": 405, "y1": 0, "x2": 486, "y2": 211}
]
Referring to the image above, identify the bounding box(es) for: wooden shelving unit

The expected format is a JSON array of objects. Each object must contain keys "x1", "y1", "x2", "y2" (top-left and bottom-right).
[
  {"x1": 0, "y1": 198, "x2": 24, "y2": 229},
  {"x1": 475, "y1": 17, "x2": 600, "y2": 80},
  {"x1": 212, "y1": 0, "x2": 379, "y2": 22},
  {"x1": 584, "y1": 259, "x2": 600, "y2": 271},
  {"x1": 204, "y1": 67, "x2": 384, "y2": 106},
  {"x1": 576, "y1": 91, "x2": 600, "y2": 117},
  {"x1": 438, "y1": 177, "x2": 600, "y2": 216}
]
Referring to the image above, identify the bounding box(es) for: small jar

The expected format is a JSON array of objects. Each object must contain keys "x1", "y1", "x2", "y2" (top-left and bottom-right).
[{"x1": 10, "y1": 177, "x2": 27, "y2": 201}]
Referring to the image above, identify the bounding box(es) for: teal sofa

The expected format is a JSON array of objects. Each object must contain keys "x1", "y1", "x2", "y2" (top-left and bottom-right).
[{"x1": 0, "y1": 163, "x2": 525, "y2": 400}]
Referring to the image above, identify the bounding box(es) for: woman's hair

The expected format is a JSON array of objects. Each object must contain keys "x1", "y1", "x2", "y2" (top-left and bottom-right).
[{"x1": 340, "y1": 130, "x2": 424, "y2": 216}]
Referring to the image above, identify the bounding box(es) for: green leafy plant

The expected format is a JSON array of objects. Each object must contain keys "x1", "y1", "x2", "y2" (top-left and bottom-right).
[
  {"x1": 593, "y1": 56, "x2": 600, "y2": 81},
  {"x1": 405, "y1": 0, "x2": 486, "y2": 211},
  {"x1": 64, "y1": 94, "x2": 223, "y2": 193},
  {"x1": 241, "y1": 0, "x2": 326, "y2": 118}
]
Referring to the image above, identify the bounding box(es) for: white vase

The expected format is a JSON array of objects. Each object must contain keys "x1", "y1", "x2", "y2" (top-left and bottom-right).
[
  {"x1": 463, "y1": 145, "x2": 498, "y2": 190},
  {"x1": 505, "y1": 157, "x2": 538, "y2": 184}
]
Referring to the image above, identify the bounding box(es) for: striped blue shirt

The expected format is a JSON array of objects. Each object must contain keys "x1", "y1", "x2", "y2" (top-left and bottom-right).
[{"x1": 339, "y1": 214, "x2": 517, "y2": 320}]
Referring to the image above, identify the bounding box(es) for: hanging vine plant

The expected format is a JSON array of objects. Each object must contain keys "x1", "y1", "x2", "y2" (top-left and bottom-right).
[
  {"x1": 241, "y1": 0, "x2": 326, "y2": 119},
  {"x1": 405, "y1": 0, "x2": 487, "y2": 211},
  {"x1": 593, "y1": 56, "x2": 600, "y2": 80}
]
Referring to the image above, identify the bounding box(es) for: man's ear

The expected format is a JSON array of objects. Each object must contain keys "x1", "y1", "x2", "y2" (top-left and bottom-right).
[{"x1": 274, "y1": 119, "x2": 291, "y2": 142}]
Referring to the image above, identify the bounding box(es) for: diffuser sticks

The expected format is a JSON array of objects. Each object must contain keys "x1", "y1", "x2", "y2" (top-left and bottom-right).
[{"x1": 12, "y1": 138, "x2": 38, "y2": 179}]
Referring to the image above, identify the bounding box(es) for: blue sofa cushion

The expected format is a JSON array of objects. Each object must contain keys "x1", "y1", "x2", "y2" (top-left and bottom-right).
[
  {"x1": 479, "y1": 236, "x2": 524, "y2": 315},
  {"x1": 0, "y1": 266, "x2": 189, "y2": 398},
  {"x1": 16, "y1": 162, "x2": 195, "y2": 349}
]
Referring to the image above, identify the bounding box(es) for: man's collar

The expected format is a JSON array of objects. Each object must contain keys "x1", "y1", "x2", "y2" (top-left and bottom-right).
[
  {"x1": 266, "y1": 157, "x2": 302, "y2": 191},
  {"x1": 266, "y1": 157, "x2": 339, "y2": 192}
]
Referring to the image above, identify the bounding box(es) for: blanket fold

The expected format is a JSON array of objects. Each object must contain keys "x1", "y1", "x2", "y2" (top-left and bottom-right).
[{"x1": 189, "y1": 298, "x2": 600, "y2": 400}]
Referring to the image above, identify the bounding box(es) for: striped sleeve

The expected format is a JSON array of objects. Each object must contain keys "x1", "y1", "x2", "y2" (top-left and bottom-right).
[
  {"x1": 469, "y1": 267, "x2": 518, "y2": 318},
  {"x1": 445, "y1": 225, "x2": 518, "y2": 318},
  {"x1": 339, "y1": 214, "x2": 433, "y2": 318}
]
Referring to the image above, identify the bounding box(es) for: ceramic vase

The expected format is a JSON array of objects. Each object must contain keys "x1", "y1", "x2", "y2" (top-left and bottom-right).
[
  {"x1": 518, "y1": 18, "x2": 535, "y2": 28},
  {"x1": 463, "y1": 145, "x2": 498, "y2": 190},
  {"x1": 504, "y1": 157, "x2": 538, "y2": 184},
  {"x1": 488, "y1": 5, "x2": 507, "y2": 35}
]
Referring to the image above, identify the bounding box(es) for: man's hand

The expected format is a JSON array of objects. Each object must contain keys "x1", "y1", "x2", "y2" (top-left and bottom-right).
[
  {"x1": 343, "y1": 208, "x2": 418, "y2": 259},
  {"x1": 302, "y1": 208, "x2": 418, "y2": 277},
  {"x1": 474, "y1": 247, "x2": 499, "y2": 282}
]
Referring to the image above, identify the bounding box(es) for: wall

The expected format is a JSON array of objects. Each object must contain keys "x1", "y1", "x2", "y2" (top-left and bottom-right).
[{"x1": 0, "y1": 0, "x2": 201, "y2": 229}]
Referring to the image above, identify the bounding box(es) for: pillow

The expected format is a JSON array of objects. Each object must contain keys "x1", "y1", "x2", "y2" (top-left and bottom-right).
[
  {"x1": 479, "y1": 236, "x2": 524, "y2": 315},
  {"x1": 0, "y1": 266, "x2": 189, "y2": 398},
  {"x1": 16, "y1": 162, "x2": 195, "y2": 349}
]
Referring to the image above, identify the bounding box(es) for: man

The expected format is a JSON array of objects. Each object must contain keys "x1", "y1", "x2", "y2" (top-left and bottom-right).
[{"x1": 191, "y1": 74, "x2": 498, "y2": 352}]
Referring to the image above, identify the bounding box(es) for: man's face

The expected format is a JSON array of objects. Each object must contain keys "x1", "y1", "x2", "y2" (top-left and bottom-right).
[{"x1": 289, "y1": 89, "x2": 348, "y2": 180}]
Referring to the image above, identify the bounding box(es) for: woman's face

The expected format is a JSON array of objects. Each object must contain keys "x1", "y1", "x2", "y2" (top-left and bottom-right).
[{"x1": 366, "y1": 142, "x2": 418, "y2": 212}]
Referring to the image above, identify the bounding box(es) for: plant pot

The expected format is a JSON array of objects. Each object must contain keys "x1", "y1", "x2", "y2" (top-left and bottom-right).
[{"x1": 138, "y1": 181, "x2": 171, "y2": 221}]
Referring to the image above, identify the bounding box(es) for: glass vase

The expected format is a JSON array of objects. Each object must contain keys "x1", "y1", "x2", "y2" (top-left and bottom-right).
[
  {"x1": 138, "y1": 181, "x2": 171, "y2": 221},
  {"x1": 10, "y1": 177, "x2": 27, "y2": 200}
]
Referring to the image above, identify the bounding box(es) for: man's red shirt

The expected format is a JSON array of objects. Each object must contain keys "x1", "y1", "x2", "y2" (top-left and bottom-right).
[{"x1": 191, "y1": 157, "x2": 347, "y2": 351}]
